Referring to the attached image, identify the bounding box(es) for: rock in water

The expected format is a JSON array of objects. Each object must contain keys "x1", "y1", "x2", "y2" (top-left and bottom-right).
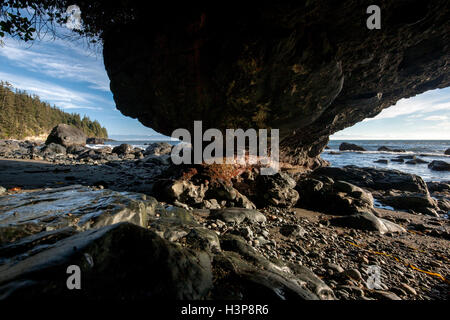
[
  {"x1": 445, "y1": 148, "x2": 450, "y2": 155},
  {"x1": 45, "y1": 124, "x2": 86, "y2": 147},
  {"x1": 428, "y1": 160, "x2": 450, "y2": 171},
  {"x1": 339, "y1": 143, "x2": 366, "y2": 152},
  {"x1": 378, "y1": 146, "x2": 406, "y2": 152}
]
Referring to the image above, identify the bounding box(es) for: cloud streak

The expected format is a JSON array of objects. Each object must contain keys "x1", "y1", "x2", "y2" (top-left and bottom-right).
[
  {"x1": 0, "y1": 38, "x2": 110, "y2": 91},
  {"x1": 365, "y1": 88, "x2": 450, "y2": 121},
  {"x1": 0, "y1": 71, "x2": 106, "y2": 111}
]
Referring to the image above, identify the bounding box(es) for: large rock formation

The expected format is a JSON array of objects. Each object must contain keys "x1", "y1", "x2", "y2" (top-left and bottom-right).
[{"x1": 97, "y1": 1, "x2": 449, "y2": 168}]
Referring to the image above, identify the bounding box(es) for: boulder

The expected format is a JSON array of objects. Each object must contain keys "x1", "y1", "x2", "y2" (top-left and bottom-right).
[
  {"x1": 374, "y1": 159, "x2": 388, "y2": 164},
  {"x1": 428, "y1": 160, "x2": 450, "y2": 171},
  {"x1": 313, "y1": 166, "x2": 429, "y2": 193},
  {"x1": 112, "y1": 143, "x2": 133, "y2": 155},
  {"x1": 380, "y1": 193, "x2": 440, "y2": 216},
  {"x1": 0, "y1": 222, "x2": 213, "y2": 299},
  {"x1": 329, "y1": 212, "x2": 405, "y2": 234},
  {"x1": 256, "y1": 172, "x2": 299, "y2": 208},
  {"x1": 45, "y1": 124, "x2": 86, "y2": 147},
  {"x1": 143, "y1": 142, "x2": 173, "y2": 156},
  {"x1": 296, "y1": 178, "x2": 374, "y2": 215},
  {"x1": 427, "y1": 181, "x2": 450, "y2": 193},
  {"x1": 41, "y1": 143, "x2": 66, "y2": 155},
  {"x1": 445, "y1": 148, "x2": 450, "y2": 155},
  {"x1": 339, "y1": 143, "x2": 366, "y2": 152},
  {"x1": 86, "y1": 137, "x2": 106, "y2": 144}
]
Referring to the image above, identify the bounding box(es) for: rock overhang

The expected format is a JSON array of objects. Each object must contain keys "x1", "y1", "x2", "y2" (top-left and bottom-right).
[{"x1": 96, "y1": 1, "x2": 449, "y2": 167}]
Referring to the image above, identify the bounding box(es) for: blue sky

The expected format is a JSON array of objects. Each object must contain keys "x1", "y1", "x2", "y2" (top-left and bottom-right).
[{"x1": 0, "y1": 32, "x2": 449, "y2": 140}]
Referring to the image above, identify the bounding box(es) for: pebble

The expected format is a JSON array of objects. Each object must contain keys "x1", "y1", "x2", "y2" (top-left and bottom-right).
[
  {"x1": 341, "y1": 269, "x2": 363, "y2": 281},
  {"x1": 400, "y1": 283, "x2": 417, "y2": 295}
]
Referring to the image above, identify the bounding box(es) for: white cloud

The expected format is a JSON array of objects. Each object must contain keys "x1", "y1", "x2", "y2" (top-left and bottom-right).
[
  {"x1": 0, "y1": 38, "x2": 109, "y2": 91},
  {"x1": 423, "y1": 115, "x2": 448, "y2": 121},
  {"x1": 364, "y1": 88, "x2": 450, "y2": 121},
  {"x1": 0, "y1": 71, "x2": 106, "y2": 111}
]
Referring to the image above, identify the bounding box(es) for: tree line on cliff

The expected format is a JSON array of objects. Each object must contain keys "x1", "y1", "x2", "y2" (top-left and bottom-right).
[{"x1": 0, "y1": 81, "x2": 108, "y2": 139}]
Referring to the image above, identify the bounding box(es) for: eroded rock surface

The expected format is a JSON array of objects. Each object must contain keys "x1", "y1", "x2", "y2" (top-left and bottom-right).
[{"x1": 98, "y1": 1, "x2": 450, "y2": 167}]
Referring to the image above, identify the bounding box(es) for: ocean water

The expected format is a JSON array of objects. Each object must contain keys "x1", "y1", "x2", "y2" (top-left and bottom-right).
[
  {"x1": 88, "y1": 139, "x2": 450, "y2": 182},
  {"x1": 322, "y1": 140, "x2": 450, "y2": 182}
]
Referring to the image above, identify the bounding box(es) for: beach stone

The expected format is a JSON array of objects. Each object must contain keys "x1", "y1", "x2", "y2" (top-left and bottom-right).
[
  {"x1": 209, "y1": 208, "x2": 266, "y2": 225},
  {"x1": 280, "y1": 224, "x2": 307, "y2": 238},
  {"x1": 217, "y1": 234, "x2": 331, "y2": 300},
  {"x1": 370, "y1": 290, "x2": 402, "y2": 300},
  {"x1": 400, "y1": 283, "x2": 417, "y2": 295},
  {"x1": 327, "y1": 263, "x2": 344, "y2": 273},
  {"x1": 0, "y1": 185, "x2": 157, "y2": 245},
  {"x1": 428, "y1": 160, "x2": 450, "y2": 171},
  {"x1": 45, "y1": 124, "x2": 86, "y2": 147},
  {"x1": 0, "y1": 222, "x2": 213, "y2": 299},
  {"x1": 340, "y1": 269, "x2": 362, "y2": 281}
]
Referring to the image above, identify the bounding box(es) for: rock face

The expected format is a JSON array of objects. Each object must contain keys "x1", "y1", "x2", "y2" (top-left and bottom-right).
[
  {"x1": 100, "y1": 1, "x2": 450, "y2": 167},
  {"x1": 45, "y1": 124, "x2": 86, "y2": 147}
]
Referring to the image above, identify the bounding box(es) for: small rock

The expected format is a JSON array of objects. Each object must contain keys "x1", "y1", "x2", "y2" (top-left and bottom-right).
[{"x1": 400, "y1": 283, "x2": 417, "y2": 295}]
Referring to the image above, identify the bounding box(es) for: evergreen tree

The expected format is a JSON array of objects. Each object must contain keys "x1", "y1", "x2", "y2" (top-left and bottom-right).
[{"x1": 0, "y1": 82, "x2": 108, "y2": 139}]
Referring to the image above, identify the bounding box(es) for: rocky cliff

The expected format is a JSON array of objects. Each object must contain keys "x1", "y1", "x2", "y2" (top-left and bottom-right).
[{"x1": 100, "y1": 1, "x2": 449, "y2": 168}]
